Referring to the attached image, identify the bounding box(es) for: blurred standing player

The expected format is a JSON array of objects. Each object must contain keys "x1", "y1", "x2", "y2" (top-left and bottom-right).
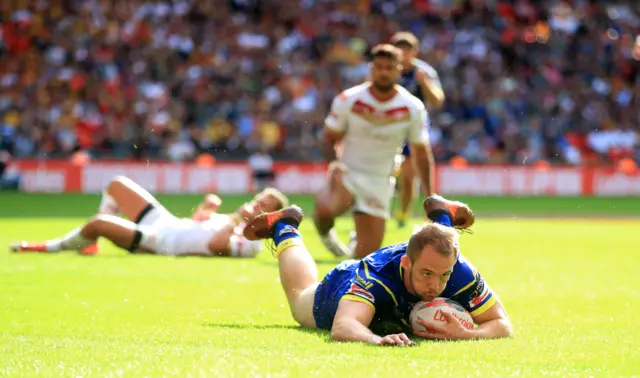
[
  {"x1": 391, "y1": 31, "x2": 444, "y2": 228},
  {"x1": 11, "y1": 176, "x2": 287, "y2": 257},
  {"x1": 316, "y1": 44, "x2": 435, "y2": 259}
]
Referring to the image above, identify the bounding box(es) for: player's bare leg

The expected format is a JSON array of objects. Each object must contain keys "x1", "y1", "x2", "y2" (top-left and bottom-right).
[
  {"x1": 100, "y1": 176, "x2": 168, "y2": 220},
  {"x1": 352, "y1": 212, "x2": 386, "y2": 259},
  {"x1": 11, "y1": 215, "x2": 143, "y2": 254},
  {"x1": 77, "y1": 176, "x2": 166, "y2": 254},
  {"x1": 244, "y1": 206, "x2": 317, "y2": 327},
  {"x1": 397, "y1": 157, "x2": 415, "y2": 228},
  {"x1": 313, "y1": 163, "x2": 354, "y2": 257}
]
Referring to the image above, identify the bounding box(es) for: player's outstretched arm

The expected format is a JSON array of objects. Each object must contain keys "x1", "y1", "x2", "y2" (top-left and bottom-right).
[
  {"x1": 467, "y1": 298, "x2": 513, "y2": 339},
  {"x1": 331, "y1": 300, "x2": 414, "y2": 346}
]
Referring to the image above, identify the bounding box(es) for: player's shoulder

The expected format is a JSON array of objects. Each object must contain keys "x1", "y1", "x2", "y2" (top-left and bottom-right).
[
  {"x1": 449, "y1": 253, "x2": 480, "y2": 287},
  {"x1": 336, "y1": 83, "x2": 370, "y2": 102},
  {"x1": 412, "y1": 58, "x2": 439, "y2": 78},
  {"x1": 395, "y1": 86, "x2": 426, "y2": 110},
  {"x1": 361, "y1": 243, "x2": 406, "y2": 275}
]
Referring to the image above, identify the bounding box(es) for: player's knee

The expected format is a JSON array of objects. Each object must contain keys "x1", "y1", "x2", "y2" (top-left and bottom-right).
[
  {"x1": 107, "y1": 175, "x2": 130, "y2": 194},
  {"x1": 87, "y1": 214, "x2": 111, "y2": 228},
  {"x1": 83, "y1": 215, "x2": 109, "y2": 236}
]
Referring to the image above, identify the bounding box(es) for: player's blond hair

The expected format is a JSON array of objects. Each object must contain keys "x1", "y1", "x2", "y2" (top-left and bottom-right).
[
  {"x1": 257, "y1": 188, "x2": 289, "y2": 210},
  {"x1": 390, "y1": 31, "x2": 419, "y2": 50},
  {"x1": 407, "y1": 223, "x2": 460, "y2": 262}
]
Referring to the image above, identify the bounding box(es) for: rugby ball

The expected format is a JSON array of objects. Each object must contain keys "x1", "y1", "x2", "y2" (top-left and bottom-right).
[{"x1": 410, "y1": 298, "x2": 475, "y2": 332}]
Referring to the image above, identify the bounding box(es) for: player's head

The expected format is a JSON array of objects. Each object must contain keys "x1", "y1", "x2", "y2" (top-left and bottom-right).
[
  {"x1": 401, "y1": 223, "x2": 459, "y2": 302},
  {"x1": 390, "y1": 31, "x2": 419, "y2": 68},
  {"x1": 369, "y1": 44, "x2": 403, "y2": 93},
  {"x1": 252, "y1": 188, "x2": 289, "y2": 214}
]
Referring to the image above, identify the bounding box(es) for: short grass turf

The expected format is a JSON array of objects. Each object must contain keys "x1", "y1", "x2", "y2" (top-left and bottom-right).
[{"x1": 1, "y1": 194, "x2": 639, "y2": 377}]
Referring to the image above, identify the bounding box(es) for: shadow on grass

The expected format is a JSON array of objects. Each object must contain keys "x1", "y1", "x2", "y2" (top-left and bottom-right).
[
  {"x1": 203, "y1": 322, "x2": 328, "y2": 336},
  {"x1": 202, "y1": 322, "x2": 450, "y2": 345},
  {"x1": 257, "y1": 258, "x2": 340, "y2": 268}
]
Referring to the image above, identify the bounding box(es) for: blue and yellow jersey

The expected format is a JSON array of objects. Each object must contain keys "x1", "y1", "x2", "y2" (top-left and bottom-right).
[
  {"x1": 397, "y1": 58, "x2": 440, "y2": 157},
  {"x1": 312, "y1": 243, "x2": 496, "y2": 331}
]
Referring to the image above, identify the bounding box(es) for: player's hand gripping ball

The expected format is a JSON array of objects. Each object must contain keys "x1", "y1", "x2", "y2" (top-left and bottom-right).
[{"x1": 410, "y1": 298, "x2": 474, "y2": 332}]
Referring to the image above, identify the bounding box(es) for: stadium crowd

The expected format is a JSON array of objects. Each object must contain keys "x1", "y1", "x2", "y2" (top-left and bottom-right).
[{"x1": 0, "y1": 0, "x2": 639, "y2": 166}]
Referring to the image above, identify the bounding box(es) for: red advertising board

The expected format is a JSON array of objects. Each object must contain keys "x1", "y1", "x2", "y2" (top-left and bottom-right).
[{"x1": 7, "y1": 160, "x2": 640, "y2": 196}]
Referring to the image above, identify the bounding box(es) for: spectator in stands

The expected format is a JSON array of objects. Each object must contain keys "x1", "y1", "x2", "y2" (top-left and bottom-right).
[
  {"x1": 0, "y1": 151, "x2": 19, "y2": 190},
  {"x1": 0, "y1": 0, "x2": 638, "y2": 167},
  {"x1": 248, "y1": 147, "x2": 275, "y2": 192}
]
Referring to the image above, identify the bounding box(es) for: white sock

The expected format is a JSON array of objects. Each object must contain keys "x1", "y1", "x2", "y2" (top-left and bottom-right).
[
  {"x1": 228, "y1": 235, "x2": 262, "y2": 258},
  {"x1": 320, "y1": 229, "x2": 352, "y2": 257},
  {"x1": 348, "y1": 231, "x2": 357, "y2": 252},
  {"x1": 46, "y1": 227, "x2": 94, "y2": 252},
  {"x1": 98, "y1": 190, "x2": 119, "y2": 215}
]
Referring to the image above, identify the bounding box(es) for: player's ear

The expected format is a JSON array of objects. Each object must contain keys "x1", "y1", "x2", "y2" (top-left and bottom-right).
[{"x1": 401, "y1": 254, "x2": 411, "y2": 270}]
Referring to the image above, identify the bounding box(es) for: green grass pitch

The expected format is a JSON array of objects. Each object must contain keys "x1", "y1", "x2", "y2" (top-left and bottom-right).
[{"x1": 1, "y1": 194, "x2": 639, "y2": 377}]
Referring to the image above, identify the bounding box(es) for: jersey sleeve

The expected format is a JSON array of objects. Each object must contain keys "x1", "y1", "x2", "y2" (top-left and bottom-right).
[
  {"x1": 407, "y1": 104, "x2": 430, "y2": 145},
  {"x1": 324, "y1": 92, "x2": 349, "y2": 134},
  {"x1": 450, "y1": 267, "x2": 497, "y2": 317},
  {"x1": 341, "y1": 263, "x2": 395, "y2": 311}
]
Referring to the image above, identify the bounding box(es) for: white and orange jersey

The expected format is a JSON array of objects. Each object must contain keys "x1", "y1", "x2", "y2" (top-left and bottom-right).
[{"x1": 325, "y1": 82, "x2": 430, "y2": 177}]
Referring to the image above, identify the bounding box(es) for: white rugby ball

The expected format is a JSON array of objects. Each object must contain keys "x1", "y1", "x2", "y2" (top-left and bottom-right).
[{"x1": 410, "y1": 298, "x2": 475, "y2": 332}]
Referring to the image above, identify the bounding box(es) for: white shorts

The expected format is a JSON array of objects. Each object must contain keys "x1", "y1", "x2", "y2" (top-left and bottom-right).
[
  {"x1": 135, "y1": 206, "x2": 261, "y2": 257},
  {"x1": 136, "y1": 206, "x2": 221, "y2": 256},
  {"x1": 342, "y1": 170, "x2": 395, "y2": 219}
]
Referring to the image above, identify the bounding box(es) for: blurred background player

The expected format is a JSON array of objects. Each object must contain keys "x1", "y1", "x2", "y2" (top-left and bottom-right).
[
  {"x1": 11, "y1": 176, "x2": 287, "y2": 257},
  {"x1": 315, "y1": 44, "x2": 434, "y2": 259},
  {"x1": 391, "y1": 31, "x2": 443, "y2": 228},
  {"x1": 242, "y1": 195, "x2": 512, "y2": 345}
]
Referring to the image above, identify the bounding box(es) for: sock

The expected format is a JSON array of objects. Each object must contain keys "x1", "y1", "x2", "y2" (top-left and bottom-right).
[
  {"x1": 432, "y1": 211, "x2": 453, "y2": 227},
  {"x1": 98, "y1": 190, "x2": 119, "y2": 215},
  {"x1": 46, "y1": 227, "x2": 94, "y2": 252},
  {"x1": 396, "y1": 210, "x2": 407, "y2": 222},
  {"x1": 273, "y1": 221, "x2": 303, "y2": 258}
]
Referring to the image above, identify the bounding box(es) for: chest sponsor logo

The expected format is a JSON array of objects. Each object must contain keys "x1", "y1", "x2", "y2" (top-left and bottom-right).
[{"x1": 351, "y1": 100, "x2": 411, "y2": 126}]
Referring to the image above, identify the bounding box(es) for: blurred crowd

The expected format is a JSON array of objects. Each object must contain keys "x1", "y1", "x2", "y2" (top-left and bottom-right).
[{"x1": 1, "y1": 0, "x2": 639, "y2": 166}]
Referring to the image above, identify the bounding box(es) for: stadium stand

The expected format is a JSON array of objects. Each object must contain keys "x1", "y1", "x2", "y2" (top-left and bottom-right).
[{"x1": 0, "y1": 0, "x2": 639, "y2": 166}]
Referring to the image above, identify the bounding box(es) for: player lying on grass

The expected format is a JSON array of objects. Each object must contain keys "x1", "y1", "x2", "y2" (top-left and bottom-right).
[
  {"x1": 243, "y1": 195, "x2": 513, "y2": 345},
  {"x1": 11, "y1": 176, "x2": 287, "y2": 257}
]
